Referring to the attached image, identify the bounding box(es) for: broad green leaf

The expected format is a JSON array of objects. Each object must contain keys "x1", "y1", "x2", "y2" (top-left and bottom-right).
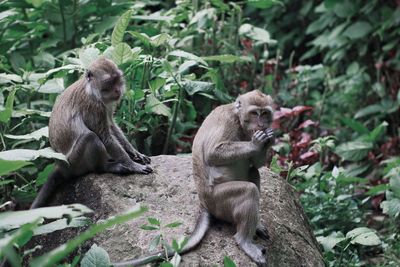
[
  {"x1": 335, "y1": 141, "x2": 373, "y2": 161},
  {"x1": 0, "y1": 147, "x2": 66, "y2": 162},
  {"x1": 0, "y1": 88, "x2": 16, "y2": 123},
  {"x1": 150, "y1": 33, "x2": 171, "y2": 47},
  {"x1": 30, "y1": 206, "x2": 147, "y2": 267},
  {"x1": 0, "y1": 159, "x2": 32, "y2": 176},
  {"x1": 168, "y1": 50, "x2": 208, "y2": 66},
  {"x1": 389, "y1": 171, "x2": 400, "y2": 197},
  {"x1": 169, "y1": 252, "x2": 181, "y2": 267},
  {"x1": 133, "y1": 12, "x2": 173, "y2": 22},
  {"x1": 247, "y1": 0, "x2": 283, "y2": 9},
  {"x1": 239, "y1": 23, "x2": 277, "y2": 46},
  {"x1": 128, "y1": 31, "x2": 151, "y2": 49},
  {"x1": 37, "y1": 78, "x2": 64, "y2": 93},
  {"x1": 0, "y1": 10, "x2": 17, "y2": 21},
  {"x1": 81, "y1": 244, "x2": 111, "y2": 267},
  {"x1": 111, "y1": 10, "x2": 132, "y2": 46},
  {"x1": 347, "y1": 227, "x2": 381, "y2": 246},
  {"x1": 183, "y1": 81, "x2": 214, "y2": 96},
  {"x1": 223, "y1": 256, "x2": 237, "y2": 267},
  {"x1": 5, "y1": 126, "x2": 48, "y2": 141},
  {"x1": 34, "y1": 217, "x2": 91, "y2": 236},
  {"x1": 0, "y1": 221, "x2": 38, "y2": 253},
  {"x1": 340, "y1": 117, "x2": 368, "y2": 134},
  {"x1": 316, "y1": 233, "x2": 345, "y2": 252},
  {"x1": 44, "y1": 64, "x2": 81, "y2": 77},
  {"x1": 366, "y1": 121, "x2": 388, "y2": 142},
  {"x1": 145, "y1": 94, "x2": 171, "y2": 117},
  {"x1": 202, "y1": 54, "x2": 243, "y2": 63},
  {"x1": 0, "y1": 204, "x2": 92, "y2": 231},
  {"x1": 79, "y1": 47, "x2": 101, "y2": 68},
  {"x1": 36, "y1": 164, "x2": 55, "y2": 186},
  {"x1": 0, "y1": 73, "x2": 22, "y2": 84},
  {"x1": 343, "y1": 21, "x2": 372, "y2": 39},
  {"x1": 381, "y1": 199, "x2": 400, "y2": 218},
  {"x1": 112, "y1": 42, "x2": 133, "y2": 65}
]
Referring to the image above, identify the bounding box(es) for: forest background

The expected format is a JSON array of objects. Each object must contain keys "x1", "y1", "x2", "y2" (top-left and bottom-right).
[{"x1": 0, "y1": 0, "x2": 399, "y2": 266}]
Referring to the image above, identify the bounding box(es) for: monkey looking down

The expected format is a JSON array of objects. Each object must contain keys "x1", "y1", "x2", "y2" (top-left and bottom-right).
[
  {"x1": 114, "y1": 90, "x2": 274, "y2": 267},
  {"x1": 30, "y1": 57, "x2": 152, "y2": 209}
]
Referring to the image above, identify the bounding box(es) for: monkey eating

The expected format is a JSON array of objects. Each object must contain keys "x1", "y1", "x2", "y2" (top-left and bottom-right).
[
  {"x1": 30, "y1": 57, "x2": 152, "y2": 209},
  {"x1": 113, "y1": 90, "x2": 274, "y2": 267}
]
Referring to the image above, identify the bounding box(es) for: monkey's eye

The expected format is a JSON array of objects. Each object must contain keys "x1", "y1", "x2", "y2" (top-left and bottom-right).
[{"x1": 250, "y1": 111, "x2": 258, "y2": 116}]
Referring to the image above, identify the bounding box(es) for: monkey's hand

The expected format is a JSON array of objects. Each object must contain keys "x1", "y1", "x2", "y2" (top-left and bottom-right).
[
  {"x1": 251, "y1": 130, "x2": 271, "y2": 150},
  {"x1": 264, "y1": 128, "x2": 275, "y2": 145}
]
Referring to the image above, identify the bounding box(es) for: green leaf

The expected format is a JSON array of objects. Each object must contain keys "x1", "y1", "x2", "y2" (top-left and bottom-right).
[
  {"x1": 164, "y1": 222, "x2": 182, "y2": 228},
  {"x1": 5, "y1": 126, "x2": 48, "y2": 141},
  {"x1": 30, "y1": 206, "x2": 147, "y2": 267},
  {"x1": 316, "y1": 232, "x2": 346, "y2": 252},
  {"x1": 172, "y1": 239, "x2": 179, "y2": 252},
  {"x1": 381, "y1": 199, "x2": 400, "y2": 218},
  {"x1": 149, "y1": 234, "x2": 161, "y2": 251},
  {"x1": 0, "y1": 221, "x2": 38, "y2": 255},
  {"x1": 147, "y1": 217, "x2": 161, "y2": 226},
  {"x1": 0, "y1": 89, "x2": 16, "y2": 123},
  {"x1": 36, "y1": 164, "x2": 55, "y2": 186},
  {"x1": 0, "y1": 159, "x2": 32, "y2": 176},
  {"x1": 0, "y1": 147, "x2": 66, "y2": 162},
  {"x1": 366, "y1": 121, "x2": 388, "y2": 143},
  {"x1": 111, "y1": 10, "x2": 132, "y2": 46},
  {"x1": 150, "y1": 33, "x2": 171, "y2": 47},
  {"x1": 145, "y1": 94, "x2": 171, "y2": 117},
  {"x1": 247, "y1": 0, "x2": 283, "y2": 9},
  {"x1": 133, "y1": 13, "x2": 173, "y2": 22},
  {"x1": 79, "y1": 47, "x2": 101, "y2": 68},
  {"x1": 140, "y1": 225, "x2": 159, "y2": 231},
  {"x1": 0, "y1": 73, "x2": 22, "y2": 84},
  {"x1": 183, "y1": 80, "x2": 214, "y2": 96},
  {"x1": 202, "y1": 54, "x2": 243, "y2": 63},
  {"x1": 340, "y1": 117, "x2": 368, "y2": 134},
  {"x1": 366, "y1": 184, "x2": 389, "y2": 196},
  {"x1": 112, "y1": 42, "x2": 133, "y2": 65},
  {"x1": 81, "y1": 244, "x2": 111, "y2": 267},
  {"x1": 343, "y1": 21, "x2": 372, "y2": 39},
  {"x1": 347, "y1": 227, "x2": 381, "y2": 246},
  {"x1": 335, "y1": 141, "x2": 373, "y2": 161},
  {"x1": 127, "y1": 31, "x2": 151, "y2": 49},
  {"x1": 223, "y1": 256, "x2": 237, "y2": 267},
  {"x1": 37, "y1": 78, "x2": 65, "y2": 94},
  {"x1": 34, "y1": 217, "x2": 91, "y2": 236},
  {"x1": 239, "y1": 23, "x2": 277, "y2": 46},
  {"x1": 169, "y1": 252, "x2": 181, "y2": 267},
  {"x1": 0, "y1": 204, "x2": 92, "y2": 232},
  {"x1": 168, "y1": 50, "x2": 208, "y2": 66}
]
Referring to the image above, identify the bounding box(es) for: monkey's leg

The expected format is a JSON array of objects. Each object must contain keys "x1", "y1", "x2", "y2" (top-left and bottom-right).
[
  {"x1": 110, "y1": 124, "x2": 151, "y2": 164},
  {"x1": 103, "y1": 134, "x2": 152, "y2": 174},
  {"x1": 249, "y1": 167, "x2": 270, "y2": 241},
  {"x1": 209, "y1": 181, "x2": 267, "y2": 266}
]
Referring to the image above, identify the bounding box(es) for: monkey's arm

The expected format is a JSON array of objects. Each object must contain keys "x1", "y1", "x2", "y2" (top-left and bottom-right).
[
  {"x1": 110, "y1": 124, "x2": 151, "y2": 164},
  {"x1": 207, "y1": 141, "x2": 258, "y2": 166}
]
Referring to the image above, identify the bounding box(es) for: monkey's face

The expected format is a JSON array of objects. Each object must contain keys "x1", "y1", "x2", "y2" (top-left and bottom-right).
[
  {"x1": 240, "y1": 105, "x2": 273, "y2": 137},
  {"x1": 87, "y1": 58, "x2": 126, "y2": 104}
]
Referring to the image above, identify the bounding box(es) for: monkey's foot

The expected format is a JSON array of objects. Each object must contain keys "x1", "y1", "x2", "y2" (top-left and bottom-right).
[
  {"x1": 236, "y1": 238, "x2": 267, "y2": 267},
  {"x1": 256, "y1": 224, "x2": 270, "y2": 240},
  {"x1": 132, "y1": 152, "x2": 151, "y2": 165}
]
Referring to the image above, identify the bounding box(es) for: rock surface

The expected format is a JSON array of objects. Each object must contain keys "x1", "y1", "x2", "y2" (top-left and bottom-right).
[{"x1": 31, "y1": 155, "x2": 324, "y2": 267}]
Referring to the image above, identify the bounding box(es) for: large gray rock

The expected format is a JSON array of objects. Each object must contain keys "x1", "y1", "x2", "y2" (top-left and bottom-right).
[{"x1": 30, "y1": 155, "x2": 324, "y2": 267}]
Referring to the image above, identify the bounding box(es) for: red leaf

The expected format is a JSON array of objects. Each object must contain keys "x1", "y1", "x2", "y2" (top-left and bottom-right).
[
  {"x1": 273, "y1": 107, "x2": 293, "y2": 120},
  {"x1": 292, "y1": 106, "x2": 313, "y2": 115},
  {"x1": 297, "y1": 119, "x2": 317, "y2": 129},
  {"x1": 294, "y1": 133, "x2": 312, "y2": 148},
  {"x1": 300, "y1": 151, "x2": 319, "y2": 161}
]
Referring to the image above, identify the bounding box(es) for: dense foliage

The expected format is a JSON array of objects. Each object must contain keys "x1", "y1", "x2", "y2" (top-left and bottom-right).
[{"x1": 0, "y1": 0, "x2": 399, "y2": 266}]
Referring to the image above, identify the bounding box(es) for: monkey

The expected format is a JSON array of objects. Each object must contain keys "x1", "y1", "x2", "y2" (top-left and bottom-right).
[
  {"x1": 30, "y1": 57, "x2": 152, "y2": 209},
  {"x1": 112, "y1": 90, "x2": 274, "y2": 267}
]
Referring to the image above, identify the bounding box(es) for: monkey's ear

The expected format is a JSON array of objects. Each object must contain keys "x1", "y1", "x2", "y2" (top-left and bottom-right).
[
  {"x1": 85, "y1": 70, "x2": 93, "y2": 81},
  {"x1": 234, "y1": 99, "x2": 241, "y2": 113}
]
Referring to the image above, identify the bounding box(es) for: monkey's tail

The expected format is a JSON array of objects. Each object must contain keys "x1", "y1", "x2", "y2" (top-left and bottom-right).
[
  {"x1": 30, "y1": 167, "x2": 65, "y2": 209},
  {"x1": 112, "y1": 209, "x2": 211, "y2": 267}
]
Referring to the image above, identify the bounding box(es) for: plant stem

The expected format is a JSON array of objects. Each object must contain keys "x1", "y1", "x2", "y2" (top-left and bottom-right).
[
  {"x1": 163, "y1": 74, "x2": 183, "y2": 154},
  {"x1": 58, "y1": 0, "x2": 67, "y2": 48}
]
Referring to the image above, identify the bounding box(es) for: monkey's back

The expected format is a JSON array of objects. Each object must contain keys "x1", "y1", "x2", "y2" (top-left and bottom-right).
[{"x1": 192, "y1": 103, "x2": 240, "y2": 206}]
